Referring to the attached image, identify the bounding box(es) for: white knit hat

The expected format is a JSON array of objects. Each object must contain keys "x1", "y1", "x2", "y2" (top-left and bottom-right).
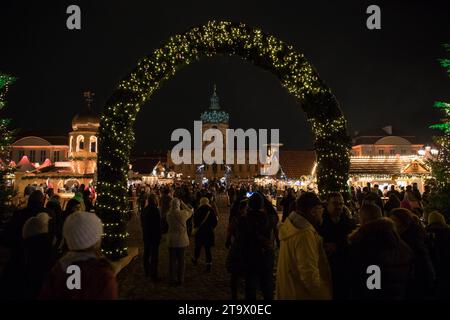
[
  {"x1": 22, "y1": 212, "x2": 51, "y2": 239},
  {"x1": 63, "y1": 211, "x2": 104, "y2": 251}
]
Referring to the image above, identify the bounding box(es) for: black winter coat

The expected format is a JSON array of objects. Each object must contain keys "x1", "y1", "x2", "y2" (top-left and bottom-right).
[
  {"x1": 318, "y1": 210, "x2": 357, "y2": 299},
  {"x1": 1, "y1": 205, "x2": 54, "y2": 299},
  {"x1": 400, "y1": 223, "x2": 435, "y2": 299},
  {"x1": 23, "y1": 234, "x2": 56, "y2": 298},
  {"x1": 233, "y1": 209, "x2": 276, "y2": 274},
  {"x1": 194, "y1": 205, "x2": 218, "y2": 247},
  {"x1": 141, "y1": 204, "x2": 162, "y2": 244},
  {"x1": 425, "y1": 223, "x2": 450, "y2": 298},
  {"x1": 347, "y1": 218, "x2": 413, "y2": 300}
]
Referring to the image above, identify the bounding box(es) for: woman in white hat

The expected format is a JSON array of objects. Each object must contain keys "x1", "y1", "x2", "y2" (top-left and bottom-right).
[{"x1": 39, "y1": 211, "x2": 118, "y2": 299}]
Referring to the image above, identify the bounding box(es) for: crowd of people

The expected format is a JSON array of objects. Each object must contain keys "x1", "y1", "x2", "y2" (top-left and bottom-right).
[{"x1": 0, "y1": 180, "x2": 449, "y2": 300}]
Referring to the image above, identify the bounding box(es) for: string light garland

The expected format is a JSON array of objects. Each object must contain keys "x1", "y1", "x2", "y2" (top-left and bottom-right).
[{"x1": 96, "y1": 21, "x2": 351, "y2": 260}]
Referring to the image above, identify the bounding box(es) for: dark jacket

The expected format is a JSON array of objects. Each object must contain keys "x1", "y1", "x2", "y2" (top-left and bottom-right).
[
  {"x1": 5, "y1": 205, "x2": 54, "y2": 250},
  {"x1": 425, "y1": 223, "x2": 450, "y2": 298},
  {"x1": 319, "y1": 209, "x2": 357, "y2": 249},
  {"x1": 383, "y1": 196, "x2": 401, "y2": 215},
  {"x1": 347, "y1": 218, "x2": 412, "y2": 300},
  {"x1": 234, "y1": 208, "x2": 276, "y2": 274},
  {"x1": 280, "y1": 194, "x2": 295, "y2": 221},
  {"x1": 23, "y1": 234, "x2": 57, "y2": 299},
  {"x1": 46, "y1": 201, "x2": 64, "y2": 248},
  {"x1": 141, "y1": 204, "x2": 162, "y2": 244},
  {"x1": 1, "y1": 205, "x2": 54, "y2": 298},
  {"x1": 193, "y1": 204, "x2": 218, "y2": 247},
  {"x1": 400, "y1": 223, "x2": 435, "y2": 299},
  {"x1": 318, "y1": 209, "x2": 357, "y2": 298}
]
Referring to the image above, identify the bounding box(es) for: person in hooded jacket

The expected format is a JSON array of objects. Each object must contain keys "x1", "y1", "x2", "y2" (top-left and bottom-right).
[{"x1": 276, "y1": 192, "x2": 332, "y2": 300}]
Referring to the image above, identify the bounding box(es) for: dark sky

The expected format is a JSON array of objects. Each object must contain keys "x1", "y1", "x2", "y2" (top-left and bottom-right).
[{"x1": 1, "y1": 0, "x2": 449, "y2": 153}]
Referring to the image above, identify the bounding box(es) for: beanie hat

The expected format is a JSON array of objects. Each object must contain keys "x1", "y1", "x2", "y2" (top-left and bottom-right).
[
  {"x1": 428, "y1": 211, "x2": 447, "y2": 225},
  {"x1": 63, "y1": 211, "x2": 103, "y2": 251},
  {"x1": 22, "y1": 212, "x2": 51, "y2": 239}
]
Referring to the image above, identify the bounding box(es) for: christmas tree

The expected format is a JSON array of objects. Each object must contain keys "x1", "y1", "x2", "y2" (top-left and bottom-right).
[
  {"x1": 426, "y1": 45, "x2": 450, "y2": 221},
  {"x1": 0, "y1": 73, "x2": 16, "y2": 217}
]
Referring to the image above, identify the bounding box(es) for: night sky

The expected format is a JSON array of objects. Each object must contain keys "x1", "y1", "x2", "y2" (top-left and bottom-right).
[{"x1": 1, "y1": 0, "x2": 449, "y2": 153}]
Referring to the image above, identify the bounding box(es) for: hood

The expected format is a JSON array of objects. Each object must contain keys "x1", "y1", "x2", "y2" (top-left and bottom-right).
[{"x1": 279, "y1": 212, "x2": 315, "y2": 241}]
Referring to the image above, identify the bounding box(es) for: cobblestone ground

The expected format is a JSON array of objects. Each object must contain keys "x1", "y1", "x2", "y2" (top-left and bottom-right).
[{"x1": 117, "y1": 194, "x2": 236, "y2": 300}]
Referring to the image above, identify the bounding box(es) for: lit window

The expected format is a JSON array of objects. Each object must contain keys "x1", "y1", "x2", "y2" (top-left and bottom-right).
[
  {"x1": 378, "y1": 150, "x2": 384, "y2": 156},
  {"x1": 76, "y1": 135, "x2": 84, "y2": 151},
  {"x1": 90, "y1": 136, "x2": 97, "y2": 153}
]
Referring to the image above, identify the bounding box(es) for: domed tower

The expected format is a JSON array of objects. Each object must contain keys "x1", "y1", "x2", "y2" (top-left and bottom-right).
[
  {"x1": 200, "y1": 84, "x2": 229, "y2": 137},
  {"x1": 199, "y1": 85, "x2": 230, "y2": 180},
  {"x1": 69, "y1": 91, "x2": 100, "y2": 174}
]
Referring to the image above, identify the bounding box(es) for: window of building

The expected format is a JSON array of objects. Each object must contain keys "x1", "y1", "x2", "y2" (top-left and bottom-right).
[
  {"x1": 54, "y1": 151, "x2": 60, "y2": 162},
  {"x1": 401, "y1": 149, "x2": 406, "y2": 155},
  {"x1": 40, "y1": 150, "x2": 46, "y2": 162},
  {"x1": 19, "y1": 150, "x2": 25, "y2": 159},
  {"x1": 77, "y1": 135, "x2": 84, "y2": 152},
  {"x1": 378, "y1": 150, "x2": 384, "y2": 156},
  {"x1": 90, "y1": 136, "x2": 97, "y2": 153},
  {"x1": 29, "y1": 150, "x2": 36, "y2": 163},
  {"x1": 390, "y1": 149, "x2": 395, "y2": 155}
]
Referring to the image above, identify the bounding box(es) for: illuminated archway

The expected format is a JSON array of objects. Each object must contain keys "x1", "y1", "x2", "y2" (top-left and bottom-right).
[{"x1": 97, "y1": 21, "x2": 351, "y2": 259}]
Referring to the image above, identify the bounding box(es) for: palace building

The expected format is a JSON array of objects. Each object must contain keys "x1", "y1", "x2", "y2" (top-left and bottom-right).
[
  {"x1": 9, "y1": 92, "x2": 99, "y2": 197},
  {"x1": 166, "y1": 85, "x2": 264, "y2": 183}
]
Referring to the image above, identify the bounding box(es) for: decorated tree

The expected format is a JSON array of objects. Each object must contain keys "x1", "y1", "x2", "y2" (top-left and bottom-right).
[
  {"x1": 0, "y1": 73, "x2": 16, "y2": 218},
  {"x1": 426, "y1": 44, "x2": 450, "y2": 221}
]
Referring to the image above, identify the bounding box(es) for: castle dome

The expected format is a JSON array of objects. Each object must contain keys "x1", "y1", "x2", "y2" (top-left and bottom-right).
[
  {"x1": 71, "y1": 91, "x2": 100, "y2": 131},
  {"x1": 200, "y1": 85, "x2": 229, "y2": 124}
]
